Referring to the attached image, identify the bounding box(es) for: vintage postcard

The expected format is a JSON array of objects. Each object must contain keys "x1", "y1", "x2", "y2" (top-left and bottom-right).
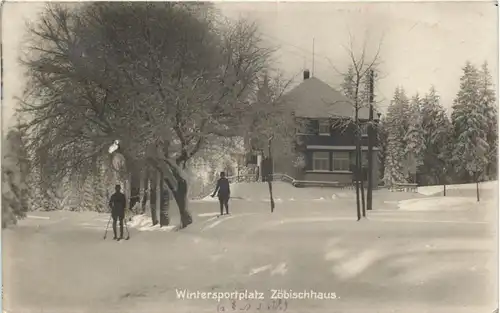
[{"x1": 2, "y1": 1, "x2": 498, "y2": 312}]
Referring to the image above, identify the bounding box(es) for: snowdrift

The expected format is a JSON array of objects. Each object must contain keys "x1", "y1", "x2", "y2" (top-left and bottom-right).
[{"x1": 397, "y1": 197, "x2": 491, "y2": 211}]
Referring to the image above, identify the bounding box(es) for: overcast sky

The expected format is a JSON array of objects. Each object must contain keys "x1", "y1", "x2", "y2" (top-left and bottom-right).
[{"x1": 2, "y1": 1, "x2": 498, "y2": 131}]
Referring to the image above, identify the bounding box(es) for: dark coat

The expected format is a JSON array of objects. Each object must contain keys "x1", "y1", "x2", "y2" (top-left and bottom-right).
[
  {"x1": 214, "y1": 178, "x2": 230, "y2": 198},
  {"x1": 109, "y1": 192, "x2": 126, "y2": 217}
]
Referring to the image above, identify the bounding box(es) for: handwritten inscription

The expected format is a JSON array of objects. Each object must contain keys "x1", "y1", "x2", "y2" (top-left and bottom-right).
[{"x1": 216, "y1": 299, "x2": 288, "y2": 312}]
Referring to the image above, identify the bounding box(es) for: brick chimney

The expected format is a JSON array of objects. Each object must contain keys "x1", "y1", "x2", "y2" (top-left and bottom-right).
[{"x1": 303, "y1": 69, "x2": 310, "y2": 80}]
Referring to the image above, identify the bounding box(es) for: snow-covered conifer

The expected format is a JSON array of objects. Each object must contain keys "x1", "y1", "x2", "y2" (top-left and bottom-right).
[
  {"x1": 383, "y1": 87, "x2": 410, "y2": 185},
  {"x1": 451, "y1": 61, "x2": 490, "y2": 181},
  {"x1": 404, "y1": 94, "x2": 425, "y2": 176},
  {"x1": 478, "y1": 62, "x2": 497, "y2": 179},
  {"x1": 2, "y1": 129, "x2": 30, "y2": 227},
  {"x1": 420, "y1": 86, "x2": 453, "y2": 183}
]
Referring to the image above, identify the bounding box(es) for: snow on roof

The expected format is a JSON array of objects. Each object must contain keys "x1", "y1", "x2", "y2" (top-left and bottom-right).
[{"x1": 282, "y1": 77, "x2": 370, "y2": 119}]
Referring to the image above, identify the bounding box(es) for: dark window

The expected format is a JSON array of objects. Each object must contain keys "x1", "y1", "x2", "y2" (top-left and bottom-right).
[
  {"x1": 332, "y1": 151, "x2": 350, "y2": 171},
  {"x1": 318, "y1": 119, "x2": 331, "y2": 135},
  {"x1": 312, "y1": 151, "x2": 330, "y2": 171},
  {"x1": 306, "y1": 119, "x2": 319, "y2": 134}
]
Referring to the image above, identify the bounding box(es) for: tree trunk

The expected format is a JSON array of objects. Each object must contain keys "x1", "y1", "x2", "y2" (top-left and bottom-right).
[
  {"x1": 150, "y1": 173, "x2": 159, "y2": 226},
  {"x1": 267, "y1": 180, "x2": 275, "y2": 213},
  {"x1": 142, "y1": 170, "x2": 149, "y2": 215},
  {"x1": 159, "y1": 172, "x2": 170, "y2": 226},
  {"x1": 353, "y1": 95, "x2": 362, "y2": 221},
  {"x1": 169, "y1": 162, "x2": 192, "y2": 228},
  {"x1": 355, "y1": 143, "x2": 361, "y2": 221},
  {"x1": 126, "y1": 173, "x2": 131, "y2": 207},
  {"x1": 358, "y1": 142, "x2": 366, "y2": 217},
  {"x1": 171, "y1": 178, "x2": 192, "y2": 228},
  {"x1": 139, "y1": 169, "x2": 145, "y2": 214},
  {"x1": 129, "y1": 168, "x2": 141, "y2": 214},
  {"x1": 147, "y1": 156, "x2": 193, "y2": 228},
  {"x1": 443, "y1": 184, "x2": 446, "y2": 197},
  {"x1": 155, "y1": 170, "x2": 161, "y2": 222},
  {"x1": 476, "y1": 180, "x2": 480, "y2": 202},
  {"x1": 268, "y1": 139, "x2": 275, "y2": 213},
  {"x1": 90, "y1": 153, "x2": 99, "y2": 211}
]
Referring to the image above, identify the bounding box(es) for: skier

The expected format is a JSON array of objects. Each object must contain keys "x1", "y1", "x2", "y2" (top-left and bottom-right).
[
  {"x1": 109, "y1": 184, "x2": 126, "y2": 240},
  {"x1": 211, "y1": 171, "x2": 231, "y2": 216}
]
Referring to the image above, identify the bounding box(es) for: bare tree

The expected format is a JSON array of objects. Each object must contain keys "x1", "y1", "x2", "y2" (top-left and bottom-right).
[
  {"x1": 241, "y1": 70, "x2": 299, "y2": 211},
  {"x1": 244, "y1": 71, "x2": 299, "y2": 157},
  {"x1": 327, "y1": 33, "x2": 383, "y2": 220}
]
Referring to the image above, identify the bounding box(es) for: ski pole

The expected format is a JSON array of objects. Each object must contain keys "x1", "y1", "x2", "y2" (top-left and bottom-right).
[
  {"x1": 124, "y1": 218, "x2": 130, "y2": 240},
  {"x1": 103, "y1": 215, "x2": 112, "y2": 240}
]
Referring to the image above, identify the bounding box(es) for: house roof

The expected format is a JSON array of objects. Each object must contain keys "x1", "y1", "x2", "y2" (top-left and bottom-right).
[{"x1": 281, "y1": 77, "x2": 370, "y2": 120}]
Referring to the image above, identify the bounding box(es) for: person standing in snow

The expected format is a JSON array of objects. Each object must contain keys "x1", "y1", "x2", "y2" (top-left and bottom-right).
[
  {"x1": 211, "y1": 172, "x2": 231, "y2": 216},
  {"x1": 109, "y1": 184, "x2": 126, "y2": 240}
]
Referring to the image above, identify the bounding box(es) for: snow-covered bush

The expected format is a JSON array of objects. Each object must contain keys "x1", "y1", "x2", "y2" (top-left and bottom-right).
[
  {"x1": 293, "y1": 154, "x2": 306, "y2": 169},
  {"x1": 2, "y1": 129, "x2": 30, "y2": 227}
]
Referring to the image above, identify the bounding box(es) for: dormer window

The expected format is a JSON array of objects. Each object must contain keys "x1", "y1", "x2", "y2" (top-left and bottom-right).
[{"x1": 318, "y1": 120, "x2": 331, "y2": 135}]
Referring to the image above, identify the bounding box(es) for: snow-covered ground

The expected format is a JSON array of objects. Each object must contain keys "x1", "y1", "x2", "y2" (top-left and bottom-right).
[
  {"x1": 128, "y1": 215, "x2": 177, "y2": 232},
  {"x1": 3, "y1": 182, "x2": 497, "y2": 313},
  {"x1": 196, "y1": 181, "x2": 370, "y2": 202},
  {"x1": 417, "y1": 180, "x2": 498, "y2": 196},
  {"x1": 398, "y1": 196, "x2": 492, "y2": 211},
  {"x1": 199, "y1": 180, "x2": 497, "y2": 204}
]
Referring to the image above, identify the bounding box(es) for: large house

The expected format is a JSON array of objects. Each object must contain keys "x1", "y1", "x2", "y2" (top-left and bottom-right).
[{"x1": 275, "y1": 69, "x2": 381, "y2": 187}]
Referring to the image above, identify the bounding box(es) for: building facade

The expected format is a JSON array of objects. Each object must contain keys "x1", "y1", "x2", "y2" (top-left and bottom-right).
[{"x1": 276, "y1": 70, "x2": 380, "y2": 186}]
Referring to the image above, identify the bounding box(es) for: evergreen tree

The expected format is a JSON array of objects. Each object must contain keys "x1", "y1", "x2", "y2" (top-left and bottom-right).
[
  {"x1": 383, "y1": 87, "x2": 410, "y2": 185},
  {"x1": 478, "y1": 61, "x2": 498, "y2": 179},
  {"x1": 404, "y1": 93, "x2": 426, "y2": 181},
  {"x1": 2, "y1": 129, "x2": 30, "y2": 227},
  {"x1": 420, "y1": 86, "x2": 453, "y2": 184},
  {"x1": 451, "y1": 61, "x2": 490, "y2": 182}
]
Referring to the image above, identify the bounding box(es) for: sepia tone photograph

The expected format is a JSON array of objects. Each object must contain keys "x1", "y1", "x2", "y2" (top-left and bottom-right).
[{"x1": 1, "y1": 1, "x2": 498, "y2": 313}]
